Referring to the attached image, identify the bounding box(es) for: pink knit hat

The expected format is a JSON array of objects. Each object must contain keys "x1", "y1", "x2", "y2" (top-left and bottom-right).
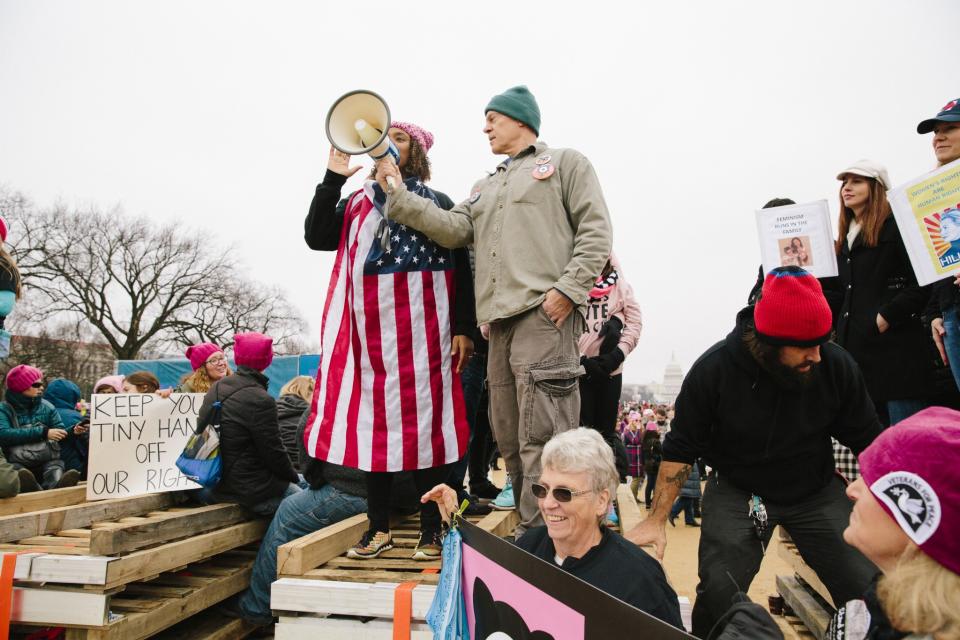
[
  {"x1": 645, "y1": 421, "x2": 659, "y2": 432},
  {"x1": 858, "y1": 406, "x2": 960, "y2": 575},
  {"x1": 233, "y1": 332, "x2": 273, "y2": 371},
  {"x1": 94, "y1": 375, "x2": 124, "y2": 393},
  {"x1": 391, "y1": 121, "x2": 434, "y2": 154},
  {"x1": 6, "y1": 365, "x2": 43, "y2": 393},
  {"x1": 0, "y1": 215, "x2": 8, "y2": 243},
  {"x1": 185, "y1": 343, "x2": 222, "y2": 371}
]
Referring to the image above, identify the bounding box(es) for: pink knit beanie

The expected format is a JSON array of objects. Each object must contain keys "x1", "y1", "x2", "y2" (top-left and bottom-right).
[
  {"x1": 6, "y1": 365, "x2": 43, "y2": 393},
  {"x1": 94, "y1": 375, "x2": 124, "y2": 393},
  {"x1": 185, "y1": 343, "x2": 222, "y2": 371},
  {"x1": 391, "y1": 121, "x2": 434, "y2": 154},
  {"x1": 233, "y1": 332, "x2": 273, "y2": 371}
]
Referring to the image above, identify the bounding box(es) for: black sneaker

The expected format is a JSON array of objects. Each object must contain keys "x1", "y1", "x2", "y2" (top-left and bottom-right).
[
  {"x1": 346, "y1": 529, "x2": 393, "y2": 559},
  {"x1": 412, "y1": 529, "x2": 443, "y2": 560},
  {"x1": 218, "y1": 594, "x2": 273, "y2": 626},
  {"x1": 55, "y1": 469, "x2": 81, "y2": 489},
  {"x1": 18, "y1": 468, "x2": 41, "y2": 493},
  {"x1": 469, "y1": 481, "x2": 502, "y2": 500},
  {"x1": 462, "y1": 498, "x2": 492, "y2": 516}
]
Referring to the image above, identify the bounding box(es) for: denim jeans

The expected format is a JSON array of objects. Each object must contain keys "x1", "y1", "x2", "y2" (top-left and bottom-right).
[
  {"x1": 942, "y1": 304, "x2": 960, "y2": 391},
  {"x1": 238, "y1": 483, "x2": 367, "y2": 621},
  {"x1": 670, "y1": 496, "x2": 697, "y2": 525},
  {"x1": 446, "y1": 354, "x2": 486, "y2": 495},
  {"x1": 886, "y1": 399, "x2": 929, "y2": 427}
]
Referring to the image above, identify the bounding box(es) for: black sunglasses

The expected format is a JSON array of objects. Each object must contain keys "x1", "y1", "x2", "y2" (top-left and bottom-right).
[
  {"x1": 30, "y1": 382, "x2": 44, "y2": 389},
  {"x1": 530, "y1": 483, "x2": 592, "y2": 503}
]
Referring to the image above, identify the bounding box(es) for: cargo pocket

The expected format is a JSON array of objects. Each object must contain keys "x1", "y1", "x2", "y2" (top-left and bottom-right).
[{"x1": 522, "y1": 362, "x2": 584, "y2": 445}]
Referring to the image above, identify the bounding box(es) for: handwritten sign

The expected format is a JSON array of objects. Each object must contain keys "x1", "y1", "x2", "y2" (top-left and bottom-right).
[
  {"x1": 756, "y1": 199, "x2": 838, "y2": 278},
  {"x1": 86, "y1": 393, "x2": 203, "y2": 500},
  {"x1": 889, "y1": 157, "x2": 960, "y2": 285}
]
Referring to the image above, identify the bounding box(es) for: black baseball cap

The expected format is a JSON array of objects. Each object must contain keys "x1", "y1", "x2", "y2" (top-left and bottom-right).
[{"x1": 917, "y1": 98, "x2": 960, "y2": 134}]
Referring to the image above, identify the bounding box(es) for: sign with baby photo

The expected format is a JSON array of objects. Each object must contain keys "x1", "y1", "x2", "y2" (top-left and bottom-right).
[
  {"x1": 755, "y1": 199, "x2": 838, "y2": 279},
  {"x1": 86, "y1": 393, "x2": 203, "y2": 500},
  {"x1": 888, "y1": 157, "x2": 960, "y2": 285}
]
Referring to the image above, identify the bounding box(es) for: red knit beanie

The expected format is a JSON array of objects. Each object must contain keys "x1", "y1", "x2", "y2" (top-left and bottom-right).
[{"x1": 754, "y1": 266, "x2": 832, "y2": 346}]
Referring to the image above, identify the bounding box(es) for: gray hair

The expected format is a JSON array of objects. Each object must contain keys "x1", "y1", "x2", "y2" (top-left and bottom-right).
[{"x1": 541, "y1": 427, "x2": 618, "y2": 498}]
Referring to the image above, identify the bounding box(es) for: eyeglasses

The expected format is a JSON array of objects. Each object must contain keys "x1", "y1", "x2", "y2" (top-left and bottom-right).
[
  {"x1": 205, "y1": 355, "x2": 227, "y2": 365},
  {"x1": 530, "y1": 483, "x2": 592, "y2": 503},
  {"x1": 30, "y1": 382, "x2": 44, "y2": 389}
]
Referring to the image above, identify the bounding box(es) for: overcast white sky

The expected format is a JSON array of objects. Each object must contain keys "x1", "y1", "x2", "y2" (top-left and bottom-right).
[{"x1": 0, "y1": 0, "x2": 956, "y2": 384}]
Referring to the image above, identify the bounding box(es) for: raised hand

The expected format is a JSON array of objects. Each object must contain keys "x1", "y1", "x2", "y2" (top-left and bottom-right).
[{"x1": 328, "y1": 146, "x2": 364, "y2": 178}]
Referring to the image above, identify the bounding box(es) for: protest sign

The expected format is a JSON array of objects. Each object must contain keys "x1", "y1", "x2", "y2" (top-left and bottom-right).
[
  {"x1": 457, "y1": 519, "x2": 692, "y2": 639},
  {"x1": 756, "y1": 200, "x2": 838, "y2": 278},
  {"x1": 888, "y1": 157, "x2": 960, "y2": 286},
  {"x1": 86, "y1": 393, "x2": 203, "y2": 500}
]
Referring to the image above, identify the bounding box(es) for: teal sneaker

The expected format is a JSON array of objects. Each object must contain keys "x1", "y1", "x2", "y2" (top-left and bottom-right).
[{"x1": 490, "y1": 482, "x2": 515, "y2": 511}]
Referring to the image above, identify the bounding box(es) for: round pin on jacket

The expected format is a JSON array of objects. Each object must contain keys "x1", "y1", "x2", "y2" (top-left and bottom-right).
[
  {"x1": 532, "y1": 164, "x2": 555, "y2": 180},
  {"x1": 535, "y1": 154, "x2": 552, "y2": 165}
]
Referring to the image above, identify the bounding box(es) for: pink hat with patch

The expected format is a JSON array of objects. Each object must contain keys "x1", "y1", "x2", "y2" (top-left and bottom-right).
[
  {"x1": 858, "y1": 406, "x2": 960, "y2": 575},
  {"x1": 391, "y1": 121, "x2": 434, "y2": 154}
]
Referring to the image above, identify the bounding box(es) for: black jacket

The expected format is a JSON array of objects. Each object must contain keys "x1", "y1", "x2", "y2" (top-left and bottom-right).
[
  {"x1": 197, "y1": 366, "x2": 298, "y2": 507},
  {"x1": 305, "y1": 170, "x2": 476, "y2": 336},
  {"x1": 276, "y1": 393, "x2": 308, "y2": 471},
  {"x1": 821, "y1": 218, "x2": 935, "y2": 403},
  {"x1": 515, "y1": 526, "x2": 684, "y2": 629},
  {"x1": 662, "y1": 308, "x2": 882, "y2": 503}
]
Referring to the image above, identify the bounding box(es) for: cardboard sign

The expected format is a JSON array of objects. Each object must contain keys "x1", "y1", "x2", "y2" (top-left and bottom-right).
[
  {"x1": 756, "y1": 200, "x2": 838, "y2": 278},
  {"x1": 86, "y1": 394, "x2": 203, "y2": 500},
  {"x1": 458, "y1": 519, "x2": 692, "y2": 639},
  {"x1": 888, "y1": 157, "x2": 960, "y2": 285}
]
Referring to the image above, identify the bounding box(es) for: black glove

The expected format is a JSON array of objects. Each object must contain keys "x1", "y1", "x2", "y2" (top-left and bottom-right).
[
  {"x1": 593, "y1": 348, "x2": 625, "y2": 376},
  {"x1": 580, "y1": 355, "x2": 605, "y2": 381},
  {"x1": 597, "y1": 316, "x2": 623, "y2": 354}
]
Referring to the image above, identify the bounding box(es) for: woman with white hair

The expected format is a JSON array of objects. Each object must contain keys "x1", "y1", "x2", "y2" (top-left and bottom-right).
[{"x1": 422, "y1": 427, "x2": 683, "y2": 627}]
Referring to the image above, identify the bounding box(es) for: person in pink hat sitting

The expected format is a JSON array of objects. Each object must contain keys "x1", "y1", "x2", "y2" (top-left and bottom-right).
[
  {"x1": 0, "y1": 365, "x2": 81, "y2": 491},
  {"x1": 827, "y1": 406, "x2": 960, "y2": 639},
  {"x1": 175, "y1": 342, "x2": 232, "y2": 394},
  {"x1": 193, "y1": 333, "x2": 300, "y2": 516}
]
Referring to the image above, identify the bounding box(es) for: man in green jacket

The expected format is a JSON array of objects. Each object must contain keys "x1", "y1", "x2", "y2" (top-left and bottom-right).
[{"x1": 376, "y1": 86, "x2": 613, "y2": 533}]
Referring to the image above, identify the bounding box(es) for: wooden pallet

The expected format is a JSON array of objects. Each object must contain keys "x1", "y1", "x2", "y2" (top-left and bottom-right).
[
  {"x1": 0, "y1": 492, "x2": 175, "y2": 542},
  {"x1": 0, "y1": 483, "x2": 88, "y2": 516},
  {"x1": 776, "y1": 574, "x2": 833, "y2": 640},
  {"x1": 14, "y1": 519, "x2": 266, "y2": 589},
  {"x1": 776, "y1": 539, "x2": 836, "y2": 608},
  {"x1": 277, "y1": 508, "x2": 519, "y2": 585},
  {"x1": 12, "y1": 551, "x2": 256, "y2": 639}
]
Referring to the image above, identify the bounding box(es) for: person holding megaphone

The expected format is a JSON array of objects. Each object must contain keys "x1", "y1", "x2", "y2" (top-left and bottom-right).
[
  {"x1": 302, "y1": 120, "x2": 476, "y2": 561},
  {"x1": 375, "y1": 86, "x2": 613, "y2": 536}
]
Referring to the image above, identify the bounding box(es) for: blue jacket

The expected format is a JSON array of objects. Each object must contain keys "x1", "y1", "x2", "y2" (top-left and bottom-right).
[
  {"x1": 679, "y1": 465, "x2": 702, "y2": 499},
  {"x1": 43, "y1": 379, "x2": 87, "y2": 473},
  {"x1": 0, "y1": 391, "x2": 66, "y2": 447}
]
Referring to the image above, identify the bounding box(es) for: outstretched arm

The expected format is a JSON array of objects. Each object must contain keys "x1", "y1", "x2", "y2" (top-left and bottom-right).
[{"x1": 623, "y1": 461, "x2": 691, "y2": 560}]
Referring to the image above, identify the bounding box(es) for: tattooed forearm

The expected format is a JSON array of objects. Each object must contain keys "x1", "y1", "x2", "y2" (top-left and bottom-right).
[{"x1": 649, "y1": 462, "x2": 692, "y2": 521}]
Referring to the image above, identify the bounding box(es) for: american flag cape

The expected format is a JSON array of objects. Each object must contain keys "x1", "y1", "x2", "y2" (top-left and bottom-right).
[{"x1": 304, "y1": 180, "x2": 468, "y2": 472}]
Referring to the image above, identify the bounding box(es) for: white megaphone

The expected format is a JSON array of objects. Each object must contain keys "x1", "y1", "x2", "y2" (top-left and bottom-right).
[{"x1": 325, "y1": 89, "x2": 399, "y2": 190}]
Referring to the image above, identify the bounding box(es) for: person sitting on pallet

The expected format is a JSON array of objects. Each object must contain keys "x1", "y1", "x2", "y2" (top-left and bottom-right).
[
  {"x1": 422, "y1": 428, "x2": 684, "y2": 628},
  {"x1": 220, "y1": 393, "x2": 420, "y2": 626}
]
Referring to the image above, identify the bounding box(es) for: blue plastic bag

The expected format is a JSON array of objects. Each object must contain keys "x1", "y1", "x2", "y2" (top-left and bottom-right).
[
  {"x1": 426, "y1": 526, "x2": 469, "y2": 639},
  {"x1": 175, "y1": 400, "x2": 223, "y2": 487}
]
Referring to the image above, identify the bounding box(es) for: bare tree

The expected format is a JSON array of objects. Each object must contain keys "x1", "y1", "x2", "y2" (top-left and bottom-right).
[{"x1": 2, "y1": 189, "x2": 307, "y2": 360}]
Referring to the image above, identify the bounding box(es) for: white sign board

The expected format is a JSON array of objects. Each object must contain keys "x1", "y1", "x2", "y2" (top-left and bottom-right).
[
  {"x1": 756, "y1": 199, "x2": 838, "y2": 278},
  {"x1": 86, "y1": 393, "x2": 203, "y2": 500},
  {"x1": 888, "y1": 157, "x2": 960, "y2": 286}
]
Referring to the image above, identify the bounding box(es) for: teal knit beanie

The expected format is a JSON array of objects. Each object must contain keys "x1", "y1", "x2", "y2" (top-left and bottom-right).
[{"x1": 485, "y1": 85, "x2": 541, "y2": 136}]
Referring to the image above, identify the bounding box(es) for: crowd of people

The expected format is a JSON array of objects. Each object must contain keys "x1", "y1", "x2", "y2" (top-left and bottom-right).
[{"x1": 1, "y1": 88, "x2": 959, "y2": 639}]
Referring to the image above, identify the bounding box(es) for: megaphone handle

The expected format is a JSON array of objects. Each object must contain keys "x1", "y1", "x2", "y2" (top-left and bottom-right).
[{"x1": 386, "y1": 176, "x2": 396, "y2": 193}]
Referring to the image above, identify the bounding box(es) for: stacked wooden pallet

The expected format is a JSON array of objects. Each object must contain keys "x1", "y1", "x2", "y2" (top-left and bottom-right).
[
  {"x1": 776, "y1": 539, "x2": 837, "y2": 640},
  {"x1": 0, "y1": 489, "x2": 267, "y2": 639},
  {"x1": 270, "y1": 509, "x2": 519, "y2": 639}
]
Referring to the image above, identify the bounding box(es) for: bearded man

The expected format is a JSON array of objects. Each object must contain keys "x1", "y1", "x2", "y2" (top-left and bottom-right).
[{"x1": 626, "y1": 266, "x2": 882, "y2": 637}]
